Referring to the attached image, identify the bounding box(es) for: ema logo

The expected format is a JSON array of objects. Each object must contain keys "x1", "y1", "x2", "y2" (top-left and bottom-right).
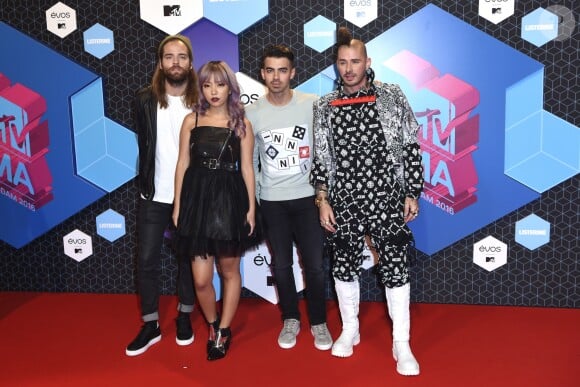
[
  {"x1": 0, "y1": 75, "x2": 53, "y2": 211},
  {"x1": 384, "y1": 50, "x2": 480, "y2": 215}
]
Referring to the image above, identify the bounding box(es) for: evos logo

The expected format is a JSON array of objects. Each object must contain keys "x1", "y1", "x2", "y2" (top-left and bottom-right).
[
  {"x1": 67, "y1": 238, "x2": 87, "y2": 245},
  {"x1": 350, "y1": 0, "x2": 372, "y2": 6},
  {"x1": 240, "y1": 93, "x2": 259, "y2": 105},
  {"x1": 50, "y1": 12, "x2": 71, "y2": 18},
  {"x1": 253, "y1": 253, "x2": 272, "y2": 266},
  {"x1": 478, "y1": 245, "x2": 501, "y2": 253}
]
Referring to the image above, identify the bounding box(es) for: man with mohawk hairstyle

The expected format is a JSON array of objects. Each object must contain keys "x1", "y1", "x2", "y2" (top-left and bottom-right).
[{"x1": 311, "y1": 27, "x2": 423, "y2": 376}]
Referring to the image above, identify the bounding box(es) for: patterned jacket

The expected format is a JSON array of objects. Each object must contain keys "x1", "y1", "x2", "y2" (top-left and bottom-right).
[{"x1": 310, "y1": 82, "x2": 424, "y2": 199}]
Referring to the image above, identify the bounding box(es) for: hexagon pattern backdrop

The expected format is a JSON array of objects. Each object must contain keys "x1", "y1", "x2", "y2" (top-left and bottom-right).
[{"x1": 0, "y1": 0, "x2": 577, "y2": 307}]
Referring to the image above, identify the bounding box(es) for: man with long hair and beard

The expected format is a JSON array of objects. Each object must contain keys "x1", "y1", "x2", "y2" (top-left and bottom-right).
[{"x1": 126, "y1": 35, "x2": 199, "y2": 356}]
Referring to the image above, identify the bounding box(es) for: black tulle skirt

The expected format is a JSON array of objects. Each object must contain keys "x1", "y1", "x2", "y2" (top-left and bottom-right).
[{"x1": 175, "y1": 166, "x2": 262, "y2": 258}]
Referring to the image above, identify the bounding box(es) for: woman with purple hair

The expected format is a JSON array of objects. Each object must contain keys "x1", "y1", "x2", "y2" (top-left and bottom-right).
[{"x1": 173, "y1": 60, "x2": 260, "y2": 361}]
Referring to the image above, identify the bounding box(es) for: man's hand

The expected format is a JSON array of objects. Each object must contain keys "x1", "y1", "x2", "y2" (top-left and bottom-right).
[
  {"x1": 318, "y1": 201, "x2": 337, "y2": 233},
  {"x1": 404, "y1": 197, "x2": 420, "y2": 223}
]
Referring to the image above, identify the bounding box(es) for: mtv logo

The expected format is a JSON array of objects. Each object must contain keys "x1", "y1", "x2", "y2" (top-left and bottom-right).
[
  {"x1": 58, "y1": 23, "x2": 66, "y2": 29},
  {"x1": 0, "y1": 81, "x2": 53, "y2": 211},
  {"x1": 75, "y1": 248, "x2": 82, "y2": 254},
  {"x1": 383, "y1": 50, "x2": 480, "y2": 214},
  {"x1": 492, "y1": 8, "x2": 502, "y2": 14},
  {"x1": 356, "y1": 11, "x2": 366, "y2": 17},
  {"x1": 163, "y1": 5, "x2": 181, "y2": 16},
  {"x1": 485, "y1": 256, "x2": 495, "y2": 262}
]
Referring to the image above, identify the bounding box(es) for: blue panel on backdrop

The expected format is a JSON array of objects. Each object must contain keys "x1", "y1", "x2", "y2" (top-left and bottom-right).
[
  {"x1": 0, "y1": 22, "x2": 106, "y2": 248},
  {"x1": 365, "y1": 5, "x2": 542, "y2": 254}
]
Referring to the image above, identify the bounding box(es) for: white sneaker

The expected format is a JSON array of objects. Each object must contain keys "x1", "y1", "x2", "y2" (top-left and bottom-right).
[
  {"x1": 311, "y1": 323, "x2": 333, "y2": 351},
  {"x1": 278, "y1": 319, "x2": 300, "y2": 349}
]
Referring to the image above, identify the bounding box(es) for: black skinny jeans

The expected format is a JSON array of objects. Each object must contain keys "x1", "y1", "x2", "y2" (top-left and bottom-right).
[
  {"x1": 137, "y1": 199, "x2": 195, "y2": 322},
  {"x1": 260, "y1": 196, "x2": 326, "y2": 326}
]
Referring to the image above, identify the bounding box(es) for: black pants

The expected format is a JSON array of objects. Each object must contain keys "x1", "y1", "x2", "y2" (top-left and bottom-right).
[
  {"x1": 260, "y1": 196, "x2": 326, "y2": 325},
  {"x1": 137, "y1": 199, "x2": 195, "y2": 322}
]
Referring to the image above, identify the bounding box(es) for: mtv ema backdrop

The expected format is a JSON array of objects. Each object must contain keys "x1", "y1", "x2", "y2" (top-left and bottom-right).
[{"x1": 0, "y1": 1, "x2": 577, "y2": 307}]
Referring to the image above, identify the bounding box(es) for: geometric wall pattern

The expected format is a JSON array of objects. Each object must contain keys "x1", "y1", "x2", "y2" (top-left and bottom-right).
[
  {"x1": 0, "y1": 0, "x2": 577, "y2": 308},
  {"x1": 505, "y1": 69, "x2": 579, "y2": 192},
  {"x1": 71, "y1": 79, "x2": 138, "y2": 193}
]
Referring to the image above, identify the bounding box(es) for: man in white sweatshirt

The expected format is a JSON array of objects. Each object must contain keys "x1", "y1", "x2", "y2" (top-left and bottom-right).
[{"x1": 246, "y1": 45, "x2": 332, "y2": 351}]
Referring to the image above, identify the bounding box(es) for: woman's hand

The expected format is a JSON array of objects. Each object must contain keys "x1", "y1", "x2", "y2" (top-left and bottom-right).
[
  {"x1": 172, "y1": 210, "x2": 179, "y2": 228},
  {"x1": 246, "y1": 210, "x2": 255, "y2": 236}
]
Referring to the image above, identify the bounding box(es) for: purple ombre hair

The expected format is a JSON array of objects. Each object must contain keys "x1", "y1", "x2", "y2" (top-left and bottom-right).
[{"x1": 196, "y1": 60, "x2": 247, "y2": 137}]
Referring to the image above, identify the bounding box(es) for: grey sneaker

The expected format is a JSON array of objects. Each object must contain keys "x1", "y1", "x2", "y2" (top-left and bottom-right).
[
  {"x1": 278, "y1": 318, "x2": 300, "y2": 349},
  {"x1": 311, "y1": 323, "x2": 333, "y2": 351}
]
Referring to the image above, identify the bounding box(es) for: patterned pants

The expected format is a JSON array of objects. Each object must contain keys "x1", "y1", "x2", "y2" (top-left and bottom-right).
[{"x1": 329, "y1": 193, "x2": 412, "y2": 288}]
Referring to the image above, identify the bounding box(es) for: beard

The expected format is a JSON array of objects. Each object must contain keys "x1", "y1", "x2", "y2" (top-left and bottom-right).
[{"x1": 164, "y1": 66, "x2": 189, "y2": 87}]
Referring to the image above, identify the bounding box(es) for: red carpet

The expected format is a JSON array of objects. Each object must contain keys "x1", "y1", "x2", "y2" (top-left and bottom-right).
[{"x1": 0, "y1": 292, "x2": 578, "y2": 386}]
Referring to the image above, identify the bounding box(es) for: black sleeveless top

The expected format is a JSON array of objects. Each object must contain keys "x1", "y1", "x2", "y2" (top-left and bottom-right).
[{"x1": 190, "y1": 126, "x2": 240, "y2": 171}]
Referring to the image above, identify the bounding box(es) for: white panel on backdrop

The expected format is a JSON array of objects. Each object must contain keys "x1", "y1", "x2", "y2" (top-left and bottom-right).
[
  {"x1": 63, "y1": 229, "x2": 93, "y2": 262},
  {"x1": 242, "y1": 242, "x2": 305, "y2": 304},
  {"x1": 344, "y1": 0, "x2": 377, "y2": 28},
  {"x1": 236, "y1": 72, "x2": 267, "y2": 106},
  {"x1": 46, "y1": 2, "x2": 77, "y2": 38},
  {"x1": 139, "y1": 0, "x2": 203, "y2": 35},
  {"x1": 362, "y1": 236, "x2": 379, "y2": 270},
  {"x1": 478, "y1": 0, "x2": 514, "y2": 25},
  {"x1": 473, "y1": 235, "x2": 507, "y2": 272}
]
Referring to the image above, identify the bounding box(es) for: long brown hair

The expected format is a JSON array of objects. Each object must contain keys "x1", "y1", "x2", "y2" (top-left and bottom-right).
[{"x1": 151, "y1": 35, "x2": 198, "y2": 109}]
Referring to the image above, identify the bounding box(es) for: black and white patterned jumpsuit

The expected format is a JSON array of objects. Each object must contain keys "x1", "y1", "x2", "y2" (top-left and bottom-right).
[{"x1": 311, "y1": 84, "x2": 423, "y2": 288}]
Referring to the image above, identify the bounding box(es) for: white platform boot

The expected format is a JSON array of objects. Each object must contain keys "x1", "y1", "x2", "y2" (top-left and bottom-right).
[
  {"x1": 385, "y1": 283, "x2": 420, "y2": 376},
  {"x1": 331, "y1": 278, "x2": 361, "y2": 357}
]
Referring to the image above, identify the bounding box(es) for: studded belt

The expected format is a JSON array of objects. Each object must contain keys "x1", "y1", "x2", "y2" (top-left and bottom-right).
[{"x1": 197, "y1": 158, "x2": 238, "y2": 172}]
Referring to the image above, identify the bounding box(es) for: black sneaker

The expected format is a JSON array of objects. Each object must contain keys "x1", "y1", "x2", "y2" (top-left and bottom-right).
[
  {"x1": 125, "y1": 321, "x2": 161, "y2": 356},
  {"x1": 175, "y1": 312, "x2": 194, "y2": 346}
]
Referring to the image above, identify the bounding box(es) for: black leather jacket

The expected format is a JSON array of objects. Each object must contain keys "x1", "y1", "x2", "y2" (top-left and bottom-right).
[{"x1": 134, "y1": 86, "x2": 158, "y2": 200}]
